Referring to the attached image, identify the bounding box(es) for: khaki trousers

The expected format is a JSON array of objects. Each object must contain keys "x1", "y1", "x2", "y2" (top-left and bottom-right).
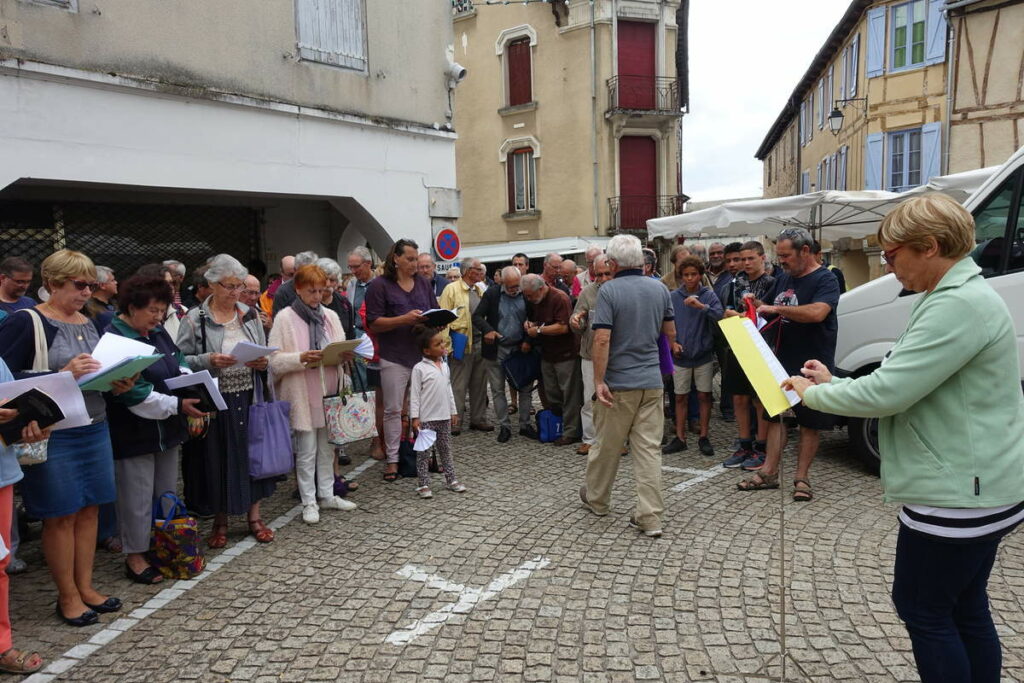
[
  {"x1": 450, "y1": 344, "x2": 489, "y2": 426},
  {"x1": 583, "y1": 387, "x2": 664, "y2": 530}
]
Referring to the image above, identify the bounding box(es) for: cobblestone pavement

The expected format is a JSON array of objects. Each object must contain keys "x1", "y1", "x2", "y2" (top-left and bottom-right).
[{"x1": 8, "y1": 406, "x2": 1024, "y2": 682}]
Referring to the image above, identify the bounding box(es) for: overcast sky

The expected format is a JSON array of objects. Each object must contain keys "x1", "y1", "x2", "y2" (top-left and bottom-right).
[{"x1": 682, "y1": 1, "x2": 851, "y2": 202}]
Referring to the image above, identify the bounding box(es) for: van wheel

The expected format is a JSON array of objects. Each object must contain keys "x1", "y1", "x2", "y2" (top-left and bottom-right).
[{"x1": 848, "y1": 416, "x2": 880, "y2": 476}]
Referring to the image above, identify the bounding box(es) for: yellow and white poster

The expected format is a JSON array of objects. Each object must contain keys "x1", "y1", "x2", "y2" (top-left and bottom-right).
[{"x1": 718, "y1": 316, "x2": 801, "y2": 417}]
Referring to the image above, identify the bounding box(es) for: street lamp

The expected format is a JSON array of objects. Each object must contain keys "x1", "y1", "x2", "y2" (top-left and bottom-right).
[{"x1": 828, "y1": 97, "x2": 868, "y2": 136}]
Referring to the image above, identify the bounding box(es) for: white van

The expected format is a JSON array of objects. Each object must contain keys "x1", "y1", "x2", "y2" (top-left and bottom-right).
[{"x1": 834, "y1": 144, "x2": 1024, "y2": 471}]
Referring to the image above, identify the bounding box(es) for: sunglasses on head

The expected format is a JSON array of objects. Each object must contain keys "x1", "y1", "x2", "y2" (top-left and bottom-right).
[{"x1": 69, "y1": 280, "x2": 100, "y2": 292}]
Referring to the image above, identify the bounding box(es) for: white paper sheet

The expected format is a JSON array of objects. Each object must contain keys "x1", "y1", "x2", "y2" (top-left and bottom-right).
[
  {"x1": 225, "y1": 341, "x2": 278, "y2": 367},
  {"x1": 0, "y1": 371, "x2": 92, "y2": 432},
  {"x1": 164, "y1": 370, "x2": 229, "y2": 411},
  {"x1": 413, "y1": 429, "x2": 437, "y2": 452},
  {"x1": 77, "y1": 333, "x2": 157, "y2": 385},
  {"x1": 741, "y1": 319, "x2": 801, "y2": 408}
]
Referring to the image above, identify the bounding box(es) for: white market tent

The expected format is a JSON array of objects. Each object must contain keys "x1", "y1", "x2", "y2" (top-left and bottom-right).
[
  {"x1": 647, "y1": 166, "x2": 996, "y2": 241},
  {"x1": 456, "y1": 235, "x2": 610, "y2": 264}
]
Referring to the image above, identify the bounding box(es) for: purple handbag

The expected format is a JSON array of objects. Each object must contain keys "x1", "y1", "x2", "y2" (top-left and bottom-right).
[
  {"x1": 247, "y1": 373, "x2": 293, "y2": 480},
  {"x1": 658, "y1": 333, "x2": 675, "y2": 376}
]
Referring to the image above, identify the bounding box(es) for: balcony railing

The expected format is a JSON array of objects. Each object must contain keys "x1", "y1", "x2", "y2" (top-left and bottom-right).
[
  {"x1": 606, "y1": 76, "x2": 682, "y2": 116},
  {"x1": 452, "y1": 0, "x2": 475, "y2": 17},
  {"x1": 608, "y1": 195, "x2": 685, "y2": 233}
]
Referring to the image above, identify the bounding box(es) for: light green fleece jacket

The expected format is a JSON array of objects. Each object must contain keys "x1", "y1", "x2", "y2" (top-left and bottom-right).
[{"x1": 804, "y1": 257, "x2": 1024, "y2": 507}]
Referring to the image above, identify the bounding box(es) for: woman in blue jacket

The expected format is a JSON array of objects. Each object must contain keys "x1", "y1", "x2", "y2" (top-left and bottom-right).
[{"x1": 784, "y1": 194, "x2": 1024, "y2": 683}]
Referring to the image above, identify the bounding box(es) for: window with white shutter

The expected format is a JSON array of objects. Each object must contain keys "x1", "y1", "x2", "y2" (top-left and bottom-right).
[{"x1": 295, "y1": 0, "x2": 368, "y2": 72}]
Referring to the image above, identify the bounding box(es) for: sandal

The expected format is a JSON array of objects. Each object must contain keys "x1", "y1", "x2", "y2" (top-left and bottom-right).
[
  {"x1": 125, "y1": 561, "x2": 164, "y2": 585},
  {"x1": 248, "y1": 519, "x2": 274, "y2": 543},
  {"x1": 793, "y1": 478, "x2": 814, "y2": 502},
  {"x1": 383, "y1": 467, "x2": 399, "y2": 482},
  {"x1": 0, "y1": 648, "x2": 43, "y2": 674},
  {"x1": 206, "y1": 523, "x2": 228, "y2": 549},
  {"x1": 737, "y1": 472, "x2": 780, "y2": 491}
]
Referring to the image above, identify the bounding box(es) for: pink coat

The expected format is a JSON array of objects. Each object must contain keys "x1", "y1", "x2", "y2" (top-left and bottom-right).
[{"x1": 268, "y1": 306, "x2": 347, "y2": 432}]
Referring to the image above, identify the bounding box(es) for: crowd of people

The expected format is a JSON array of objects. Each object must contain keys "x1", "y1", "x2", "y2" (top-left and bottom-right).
[{"x1": 0, "y1": 194, "x2": 1020, "y2": 682}]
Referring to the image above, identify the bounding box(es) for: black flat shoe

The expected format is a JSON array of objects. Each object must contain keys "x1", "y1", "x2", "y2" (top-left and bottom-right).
[
  {"x1": 84, "y1": 597, "x2": 122, "y2": 613},
  {"x1": 55, "y1": 604, "x2": 98, "y2": 627},
  {"x1": 125, "y1": 562, "x2": 164, "y2": 585}
]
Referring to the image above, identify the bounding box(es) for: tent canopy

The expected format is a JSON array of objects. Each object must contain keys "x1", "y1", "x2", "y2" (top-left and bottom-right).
[{"x1": 647, "y1": 166, "x2": 996, "y2": 241}]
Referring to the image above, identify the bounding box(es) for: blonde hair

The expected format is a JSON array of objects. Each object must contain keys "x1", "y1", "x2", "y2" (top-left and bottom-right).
[
  {"x1": 40, "y1": 249, "x2": 96, "y2": 291},
  {"x1": 878, "y1": 194, "x2": 975, "y2": 259}
]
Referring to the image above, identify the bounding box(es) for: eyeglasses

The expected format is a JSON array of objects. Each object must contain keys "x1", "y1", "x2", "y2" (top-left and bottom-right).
[
  {"x1": 882, "y1": 245, "x2": 904, "y2": 264},
  {"x1": 214, "y1": 282, "x2": 244, "y2": 291},
  {"x1": 9, "y1": 278, "x2": 32, "y2": 286},
  {"x1": 69, "y1": 280, "x2": 100, "y2": 292},
  {"x1": 242, "y1": 289, "x2": 261, "y2": 297}
]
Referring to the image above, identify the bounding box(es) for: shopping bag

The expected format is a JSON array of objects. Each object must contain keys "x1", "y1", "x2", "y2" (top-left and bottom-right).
[
  {"x1": 14, "y1": 309, "x2": 50, "y2": 466},
  {"x1": 449, "y1": 331, "x2": 468, "y2": 361},
  {"x1": 536, "y1": 409, "x2": 563, "y2": 443},
  {"x1": 322, "y1": 362, "x2": 376, "y2": 446},
  {"x1": 248, "y1": 373, "x2": 293, "y2": 479},
  {"x1": 397, "y1": 434, "x2": 418, "y2": 478},
  {"x1": 502, "y1": 349, "x2": 541, "y2": 390},
  {"x1": 148, "y1": 491, "x2": 206, "y2": 580}
]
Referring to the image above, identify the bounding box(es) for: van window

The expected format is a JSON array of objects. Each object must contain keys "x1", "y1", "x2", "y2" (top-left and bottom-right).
[{"x1": 971, "y1": 168, "x2": 1023, "y2": 276}]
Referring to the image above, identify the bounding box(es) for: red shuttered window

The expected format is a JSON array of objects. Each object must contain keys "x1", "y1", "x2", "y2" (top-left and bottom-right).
[{"x1": 507, "y1": 38, "x2": 532, "y2": 106}]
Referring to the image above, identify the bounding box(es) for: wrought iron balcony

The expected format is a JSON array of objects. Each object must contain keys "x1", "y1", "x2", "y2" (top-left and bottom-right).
[
  {"x1": 606, "y1": 76, "x2": 683, "y2": 117},
  {"x1": 608, "y1": 195, "x2": 685, "y2": 233},
  {"x1": 452, "y1": 0, "x2": 475, "y2": 17}
]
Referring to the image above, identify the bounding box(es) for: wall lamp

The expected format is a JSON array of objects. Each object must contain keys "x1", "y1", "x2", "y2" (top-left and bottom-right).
[{"x1": 827, "y1": 97, "x2": 868, "y2": 136}]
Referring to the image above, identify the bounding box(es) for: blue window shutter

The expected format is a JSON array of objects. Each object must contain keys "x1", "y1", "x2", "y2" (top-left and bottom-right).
[
  {"x1": 865, "y1": 133, "x2": 884, "y2": 190},
  {"x1": 839, "y1": 48, "x2": 847, "y2": 101},
  {"x1": 850, "y1": 34, "x2": 860, "y2": 95},
  {"x1": 801, "y1": 171, "x2": 810, "y2": 194},
  {"x1": 817, "y1": 162, "x2": 823, "y2": 191},
  {"x1": 925, "y1": 0, "x2": 947, "y2": 65},
  {"x1": 921, "y1": 122, "x2": 942, "y2": 182},
  {"x1": 866, "y1": 7, "x2": 886, "y2": 78}
]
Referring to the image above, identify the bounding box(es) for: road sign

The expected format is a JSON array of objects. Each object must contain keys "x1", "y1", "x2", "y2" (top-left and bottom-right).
[{"x1": 434, "y1": 228, "x2": 461, "y2": 262}]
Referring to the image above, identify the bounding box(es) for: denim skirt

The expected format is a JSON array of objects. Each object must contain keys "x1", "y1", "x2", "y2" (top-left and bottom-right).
[{"x1": 20, "y1": 421, "x2": 116, "y2": 519}]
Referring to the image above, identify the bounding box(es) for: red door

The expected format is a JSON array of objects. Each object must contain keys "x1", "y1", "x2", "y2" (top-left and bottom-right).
[
  {"x1": 617, "y1": 21, "x2": 656, "y2": 109},
  {"x1": 619, "y1": 136, "x2": 657, "y2": 229}
]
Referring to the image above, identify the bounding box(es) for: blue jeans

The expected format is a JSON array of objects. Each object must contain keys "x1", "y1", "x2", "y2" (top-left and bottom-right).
[{"x1": 891, "y1": 524, "x2": 1002, "y2": 683}]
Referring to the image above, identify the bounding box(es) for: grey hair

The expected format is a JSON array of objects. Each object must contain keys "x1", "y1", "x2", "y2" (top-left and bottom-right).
[
  {"x1": 606, "y1": 235, "x2": 644, "y2": 269},
  {"x1": 460, "y1": 257, "x2": 480, "y2": 273},
  {"x1": 315, "y1": 257, "x2": 342, "y2": 280},
  {"x1": 348, "y1": 246, "x2": 373, "y2": 265},
  {"x1": 295, "y1": 250, "x2": 319, "y2": 268},
  {"x1": 162, "y1": 260, "x2": 185, "y2": 276},
  {"x1": 585, "y1": 246, "x2": 604, "y2": 259},
  {"x1": 95, "y1": 265, "x2": 115, "y2": 284},
  {"x1": 776, "y1": 227, "x2": 814, "y2": 251},
  {"x1": 593, "y1": 254, "x2": 609, "y2": 269},
  {"x1": 501, "y1": 265, "x2": 521, "y2": 281},
  {"x1": 521, "y1": 273, "x2": 545, "y2": 292},
  {"x1": 204, "y1": 253, "x2": 248, "y2": 283},
  {"x1": 543, "y1": 252, "x2": 562, "y2": 266}
]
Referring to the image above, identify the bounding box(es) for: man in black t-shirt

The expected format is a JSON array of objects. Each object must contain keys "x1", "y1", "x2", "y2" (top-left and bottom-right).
[{"x1": 737, "y1": 228, "x2": 840, "y2": 502}]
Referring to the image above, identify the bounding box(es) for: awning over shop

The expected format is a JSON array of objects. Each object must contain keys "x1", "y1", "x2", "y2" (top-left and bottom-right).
[{"x1": 456, "y1": 236, "x2": 611, "y2": 264}]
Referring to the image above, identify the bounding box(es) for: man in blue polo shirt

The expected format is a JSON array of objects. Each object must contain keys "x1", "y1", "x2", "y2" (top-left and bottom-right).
[
  {"x1": 0, "y1": 257, "x2": 36, "y2": 317},
  {"x1": 579, "y1": 234, "x2": 676, "y2": 537}
]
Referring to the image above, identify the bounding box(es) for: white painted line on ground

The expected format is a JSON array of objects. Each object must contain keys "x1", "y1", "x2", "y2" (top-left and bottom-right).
[
  {"x1": 24, "y1": 455, "x2": 380, "y2": 683},
  {"x1": 385, "y1": 556, "x2": 552, "y2": 646},
  {"x1": 394, "y1": 566, "x2": 473, "y2": 594},
  {"x1": 667, "y1": 463, "x2": 730, "y2": 493}
]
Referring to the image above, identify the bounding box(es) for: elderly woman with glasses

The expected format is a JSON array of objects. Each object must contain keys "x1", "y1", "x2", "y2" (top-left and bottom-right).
[
  {"x1": 0, "y1": 250, "x2": 135, "y2": 627},
  {"x1": 783, "y1": 195, "x2": 1024, "y2": 683},
  {"x1": 176, "y1": 254, "x2": 274, "y2": 548}
]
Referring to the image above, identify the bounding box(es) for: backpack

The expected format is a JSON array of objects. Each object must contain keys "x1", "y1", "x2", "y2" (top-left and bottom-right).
[{"x1": 536, "y1": 409, "x2": 563, "y2": 443}]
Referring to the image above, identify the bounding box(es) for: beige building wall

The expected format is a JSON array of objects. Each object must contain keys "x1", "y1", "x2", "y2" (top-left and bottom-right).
[
  {"x1": 0, "y1": 0, "x2": 452, "y2": 127},
  {"x1": 452, "y1": 0, "x2": 681, "y2": 248},
  {"x1": 948, "y1": 0, "x2": 1024, "y2": 172}
]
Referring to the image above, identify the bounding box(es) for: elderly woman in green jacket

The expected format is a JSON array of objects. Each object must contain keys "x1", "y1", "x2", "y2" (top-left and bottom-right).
[{"x1": 783, "y1": 194, "x2": 1024, "y2": 683}]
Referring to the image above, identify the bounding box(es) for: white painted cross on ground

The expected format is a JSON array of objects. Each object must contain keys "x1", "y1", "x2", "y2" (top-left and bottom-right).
[{"x1": 385, "y1": 556, "x2": 551, "y2": 646}]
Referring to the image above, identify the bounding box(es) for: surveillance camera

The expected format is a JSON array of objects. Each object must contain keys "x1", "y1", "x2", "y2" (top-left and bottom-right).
[{"x1": 446, "y1": 62, "x2": 467, "y2": 87}]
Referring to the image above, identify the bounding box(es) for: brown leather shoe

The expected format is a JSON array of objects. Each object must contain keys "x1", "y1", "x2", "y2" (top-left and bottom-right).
[
  {"x1": 553, "y1": 436, "x2": 580, "y2": 447},
  {"x1": 470, "y1": 423, "x2": 494, "y2": 432},
  {"x1": 576, "y1": 443, "x2": 590, "y2": 455}
]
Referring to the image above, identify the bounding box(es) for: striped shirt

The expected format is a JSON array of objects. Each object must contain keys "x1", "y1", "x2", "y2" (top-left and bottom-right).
[{"x1": 900, "y1": 502, "x2": 1024, "y2": 542}]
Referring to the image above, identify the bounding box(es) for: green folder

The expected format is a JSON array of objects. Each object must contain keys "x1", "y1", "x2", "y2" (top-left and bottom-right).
[{"x1": 78, "y1": 355, "x2": 164, "y2": 392}]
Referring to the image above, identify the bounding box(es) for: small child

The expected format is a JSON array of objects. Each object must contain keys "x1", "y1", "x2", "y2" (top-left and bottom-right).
[{"x1": 409, "y1": 326, "x2": 466, "y2": 498}]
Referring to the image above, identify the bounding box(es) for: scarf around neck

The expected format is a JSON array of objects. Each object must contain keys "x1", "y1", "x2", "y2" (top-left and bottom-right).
[{"x1": 290, "y1": 298, "x2": 328, "y2": 350}]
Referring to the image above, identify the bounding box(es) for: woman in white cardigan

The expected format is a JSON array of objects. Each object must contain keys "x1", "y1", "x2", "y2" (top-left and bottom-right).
[{"x1": 268, "y1": 265, "x2": 357, "y2": 524}]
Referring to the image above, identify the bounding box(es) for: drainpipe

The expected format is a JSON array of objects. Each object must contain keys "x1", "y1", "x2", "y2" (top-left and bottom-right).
[
  {"x1": 943, "y1": 8, "x2": 956, "y2": 174},
  {"x1": 591, "y1": 0, "x2": 600, "y2": 233}
]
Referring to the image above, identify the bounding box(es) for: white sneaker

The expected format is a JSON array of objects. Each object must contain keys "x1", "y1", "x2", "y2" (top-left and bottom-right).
[
  {"x1": 301, "y1": 503, "x2": 320, "y2": 524},
  {"x1": 416, "y1": 486, "x2": 433, "y2": 499},
  {"x1": 446, "y1": 481, "x2": 467, "y2": 493},
  {"x1": 319, "y1": 495, "x2": 357, "y2": 511}
]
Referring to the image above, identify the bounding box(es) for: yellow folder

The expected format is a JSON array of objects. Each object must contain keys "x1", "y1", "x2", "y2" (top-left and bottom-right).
[{"x1": 719, "y1": 316, "x2": 800, "y2": 417}]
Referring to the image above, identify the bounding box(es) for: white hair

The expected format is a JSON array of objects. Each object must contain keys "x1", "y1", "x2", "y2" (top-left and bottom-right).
[
  {"x1": 606, "y1": 234, "x2": 644, "y2": 269},
  {"x1": 162, "y1": 260, "x2": 186, "y2": 277},
  {"x1": 315, "y1": 257, "x2": 342, "y2": 280},
  {"x1": 521, "y1": 273, "x2": 545, "y2": 292},
  {"x1": 204, "y1": 253, "x2": 248, "y2": 283},
  {"x1": 95, "y1": 265, "x2": 115, "y2": 284},
  {"x1": 460, "y1": 257, "x2": 480, "y2": 273},
  {"x1": 501, "y1": 265, "x2": 521, "y2": 281},
  {"x1": 348, "y1": 246, "x2": 373, "y2": 265},
  {"x1": 295, "y1": 251, "x2": 319, "y2": 268}
]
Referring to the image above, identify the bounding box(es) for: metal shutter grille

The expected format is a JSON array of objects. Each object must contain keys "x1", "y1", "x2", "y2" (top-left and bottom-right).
[
  {"x1": 0, "y1": 200, "x2": 260, "y2": 292},
  {"x1": 296, "y1": 0, "x2": 367, "y2": 71}
]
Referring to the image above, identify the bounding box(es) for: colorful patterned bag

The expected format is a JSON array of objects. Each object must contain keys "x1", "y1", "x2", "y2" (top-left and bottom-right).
[
  {"x1": 148, "y1": 492, "x2": 206, "y2": 580},
  {"x1": 322, "y1": 361, "x2": 376, "y2": 446}
]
